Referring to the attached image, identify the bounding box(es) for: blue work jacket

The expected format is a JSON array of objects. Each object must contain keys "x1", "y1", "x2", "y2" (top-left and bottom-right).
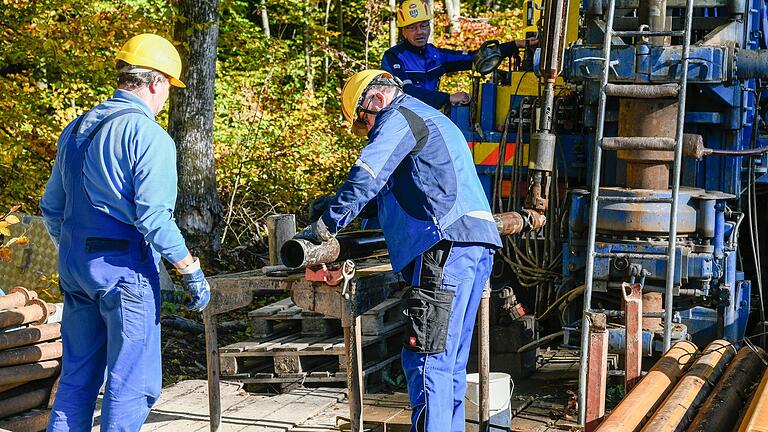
[
  {"x1": 381, "y1": 40, "x2": 519, "y2": 109},
  {"x1": 321, "y1": 94, "x2": 502, "y2": 272},
  {"x1": 40, "y1": 89, "x2": 189, "y2": 264}
]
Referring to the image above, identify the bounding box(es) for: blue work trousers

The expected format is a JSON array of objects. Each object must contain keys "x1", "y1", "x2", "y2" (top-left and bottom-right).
[
  {"x1": 400, "y1": 241, "x2": 494, "y2": 432},
  {"x1": 48, "y1": 266, "x2": 162, "y2": 432}
]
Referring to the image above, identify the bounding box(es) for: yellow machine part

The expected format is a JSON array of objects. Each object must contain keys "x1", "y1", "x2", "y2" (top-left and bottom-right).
[
  {"x1": 492, "y1": 0, "x2": 580, "y2": 129},
  {"x1": 469, "y1": 141, "x2": 529, "y2": 166}
]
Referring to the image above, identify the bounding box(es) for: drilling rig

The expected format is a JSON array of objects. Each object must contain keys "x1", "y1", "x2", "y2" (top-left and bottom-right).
[{"x1": 449, "y1": 0, "x2": 768, "y2": 426}]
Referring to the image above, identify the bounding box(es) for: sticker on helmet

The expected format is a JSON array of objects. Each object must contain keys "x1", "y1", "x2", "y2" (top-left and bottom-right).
[
  {"x1": 410, "y1": 10, "x2": 419, "y2": 17},
  {"x1": 409, "y1": 3, "x2": 417, "y2": 8}
]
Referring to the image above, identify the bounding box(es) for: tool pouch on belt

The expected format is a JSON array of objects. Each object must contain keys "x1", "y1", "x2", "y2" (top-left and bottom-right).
[{"x1": 402, "y1": 240, "x2": 455, "y2": 354}]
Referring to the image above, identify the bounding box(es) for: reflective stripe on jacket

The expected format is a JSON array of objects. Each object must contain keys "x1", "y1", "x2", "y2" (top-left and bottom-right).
[{"x1": 321, "y1": 94, "x2": 501, "y2": 272}]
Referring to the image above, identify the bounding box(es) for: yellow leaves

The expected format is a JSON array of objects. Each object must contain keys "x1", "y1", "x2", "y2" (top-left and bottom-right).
[
  {"x1": 0, "y1": 223, "x2": 9, "y2": 237},
  {"x1": 4, "y1": 215, "x2": 20, "y2": 225},
  {"x1": 0, "y1": 248, "x2": 10, "y2": 263},
  {"x1": 14, "y1": 236, "x2": 29, "y2": 246}
]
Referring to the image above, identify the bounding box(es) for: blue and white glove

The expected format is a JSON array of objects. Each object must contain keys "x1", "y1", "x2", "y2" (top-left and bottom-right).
[{"x1": 178, "y1": 258, "x2": 211, "y2": 311}]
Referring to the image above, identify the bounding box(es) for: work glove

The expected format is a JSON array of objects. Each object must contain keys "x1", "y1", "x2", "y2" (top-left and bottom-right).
[
  {"x1": 293, "y1": 217, "x2": 333, "y2": 245},
  {"x1": 177, "y1": 258, "x2": 211, "y2": 311},
  {"x1": 309, "y1": 196, "x2": 333, "y2": 222}
]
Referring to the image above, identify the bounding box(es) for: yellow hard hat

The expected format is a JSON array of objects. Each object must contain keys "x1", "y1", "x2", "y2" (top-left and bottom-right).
[
  {"x1": 341, "y1": 70, "x2": 394, "y2": 123},
  {"x1": 397, "y1": 0, "x2": 432, "y2": 28},
  {"x1": 116, "y1": 34, "x2": 186, "y2": 88}
]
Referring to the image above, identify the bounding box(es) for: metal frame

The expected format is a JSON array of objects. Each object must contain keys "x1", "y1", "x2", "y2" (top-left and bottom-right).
[{"x1": 576, "y1": 0, "x2": 695, "y2": 424}]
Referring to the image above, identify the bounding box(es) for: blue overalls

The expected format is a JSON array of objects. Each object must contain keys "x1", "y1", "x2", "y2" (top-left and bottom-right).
[
  {"x1": 47, "y1": 109, "x2": 163, "y2": 432},
  {"x1": 319, "y1": 94, "x2": 501, "y2": 432}
]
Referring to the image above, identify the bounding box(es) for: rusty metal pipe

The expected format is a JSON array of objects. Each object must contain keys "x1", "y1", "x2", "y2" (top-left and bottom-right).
[
  {"x1": 0, "y1": 341, "x2": 62, "y2": 368},
  {"x1": 0, "y1": 387, "x2": 49, "y2": 419},
  {"x1": 0, "y1": 287, "x2": 37, "y2": 310},
  {"x1": 0, "y1": 359, "x2": 61, "y2": 387},
  {"x1": 641, "y1": 339, "x2": 735, "y2": 432},
  {"x1": 280, "y1": 232, "x2": 387, "y2": 269},
  {"x1": 0, "y1": 323, "x2": 61, "y2": 351},
  {"x1": 737, "y1": 364, "x2": 768, "y2": 432},
  {"x1": 596, "y1": 340, "x2": 698, "y2": 431},
  {"x1": 688, "y1": 346, "x2": 766, "y2": 432},
  {"x1": 0, "y1": 299, "x2": 53, "y2": 329},
  {"x1": 0, "y1": 408, "x2": 51, "y2": 432}
]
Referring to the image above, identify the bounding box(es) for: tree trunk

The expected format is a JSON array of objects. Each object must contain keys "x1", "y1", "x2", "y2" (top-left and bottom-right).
[
  {"x1": 169, "y1": 0, "x2": 224, "y2": 259},
  {"x1": 389, "y1": 0, "x2": 397, "y2": 47},
  {"x1": 444, "y1": 0, "x2": 461, "y2": 35},
  {"x1": 336, "y1": 0, "x2": 343, "y2": 52},
  {"x1": 261, "y1": 0, "x2": 270, "y2": 38},
  {"x1": 305, "y1": 3, "x2": 315, "y2": 95},
  {"x1": 426, "y1": 0, "x2": 435, "y2": 43}
]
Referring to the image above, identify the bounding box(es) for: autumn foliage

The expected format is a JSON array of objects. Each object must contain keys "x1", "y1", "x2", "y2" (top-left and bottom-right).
[{"x1": 1, "y1": 0, "x2": 523, "y2": 249}]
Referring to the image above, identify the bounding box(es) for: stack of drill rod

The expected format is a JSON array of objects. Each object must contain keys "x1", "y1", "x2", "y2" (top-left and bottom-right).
[
  {"x1": 0, "y1": 286, "x2": 61, "y2": 432},
  {"x1": 594, "y1": 339, "x2": 768, "y2": 431}
]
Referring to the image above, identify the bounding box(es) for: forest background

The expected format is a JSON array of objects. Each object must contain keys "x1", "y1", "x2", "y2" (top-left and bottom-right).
[{"x1": 1, "y1": 0, "x2": 524, "y2": 269}]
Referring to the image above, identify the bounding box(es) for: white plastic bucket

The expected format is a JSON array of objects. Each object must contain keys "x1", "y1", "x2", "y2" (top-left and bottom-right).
[{"x1": 465, "y1": 372, "x2": 514, "y2": 432}]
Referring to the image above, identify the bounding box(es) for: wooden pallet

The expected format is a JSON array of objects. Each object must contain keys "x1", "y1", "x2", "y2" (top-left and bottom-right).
[
  {"x1": 249, "y1": 294, "x2": 404, "y2": 338},
  {"x1": 220, "y1": 326, "x2": 404, "y2": 378},
  {"x1": 248, "y1": 298, "x2": 340, "y2": 337},
  {"x1": 360, "y1": 296, "x2": 404, "y2": 336},
  {"x1": 237, "y1": 353, "x2": 402, "y2": 393}
]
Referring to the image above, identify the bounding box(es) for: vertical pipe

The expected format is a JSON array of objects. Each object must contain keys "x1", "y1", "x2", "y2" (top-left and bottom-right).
[
  {"x1": 585, "y1": 313, "x2": 608, "y2": 432},
  {"x1": 663, "y1": 0, "x2": 694, "y2": 353},
  {"x1": 267, "y1": 214, "x2": 296, "y2": 266},
  {"x1": 478, "y1": 283, "x2": 491, "y2": 432},
  {"x1": 714, "y1": 201, "x2": 725, "y2": 260},
  {"x1": 578, "y1": 0, "x2": 617, "y2": 424},
  {"x1": 342, "y1": 277, "x2": 363, "y2": 432},
  {"x1": 623, "y1": 283, "x2": 643, "y2": 392},
  {"x1": 203, "y1": 309, "x2": 221, "y2": 432}
]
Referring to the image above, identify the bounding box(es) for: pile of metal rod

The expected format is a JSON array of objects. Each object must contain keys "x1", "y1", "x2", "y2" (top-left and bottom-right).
[
  {"x1": 593, "y1": 339, "x2": 768, "y2": 431},
  {"x1": 0, "y1": 286, "x2": 62, "y2": 432}
]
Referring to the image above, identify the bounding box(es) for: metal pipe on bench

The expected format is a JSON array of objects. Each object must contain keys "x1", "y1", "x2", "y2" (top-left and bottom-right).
[
  {"x1": 596, "y1": 341, "x2": 698, "y2": 431},
  {"x1": 0, "y1": 323, "x2": 61, "y2": 351},
  {"x1": 688, "y1": 346, "x2": 766, "y2": 431},
  {"x1": 0, "y1": 299, "x2": 54, "y2": 329},
  {"x1": 280, "y1": 232, "x2": 387, "y2": 269},
  {"x1": 641, "y1": 339, "x2": 734, "y2": 431},
  {"x1": 0, "y1": 287, "x2": 37, "y2": 311}
]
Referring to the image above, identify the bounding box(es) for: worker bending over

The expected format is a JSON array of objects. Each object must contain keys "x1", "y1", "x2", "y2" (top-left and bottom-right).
[
  {"x1": 41, "y1": 34, "x2": 210, "y2": 431},
  {"x1": 293, "y1": 69, "x2": 501, "y2": 432},
  {"x1": 382, "y1": 0, "x2": 533, "y2": 110}
]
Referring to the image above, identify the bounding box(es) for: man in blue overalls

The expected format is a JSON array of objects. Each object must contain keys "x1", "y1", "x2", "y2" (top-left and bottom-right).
[
  {"x1": 40, "y1": 33, "x2": 210, "y2": 431},
  {"x1": 294, "y1": 69, "x2": 502, "y2": 432},
  {"x1": 382, "y1": 0, "x2": 533, "y2": 110}
]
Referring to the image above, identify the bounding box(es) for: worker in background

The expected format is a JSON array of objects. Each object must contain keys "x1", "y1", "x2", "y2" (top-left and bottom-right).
[
  {"x1": 382, "y1": 0, "x2": 535, "y2": 110},
  {"x1": 40, "y1": 33, "x2": 210, "y2": 431},
  {"x1": 294, "y1": 69, "x2": 502, "y2": 432}
]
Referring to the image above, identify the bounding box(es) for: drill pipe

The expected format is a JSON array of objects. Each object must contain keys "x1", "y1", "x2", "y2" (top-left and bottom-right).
[
  {"x1": 641, "y1": 339, "x2": 735, "y2": 432},
  {"x1": 0, "y1": 299, "x2": 53, "y2": 329},
  {"x1": 0, "y1": 341, "x2": 62, "y2": 368},
  {"x1": 0, "y1": 388, "x2": 49, "y2": 419},
  {"x1": 688, "y1": 346, "x2": 766, "y2": 432},
  {"x1": 0, "y1": 323, "x2": 61, "y2": 351},
  {"x1": 737, "y1": 365, "x2": 768, "y2": 432},
  {"x1": 0, "y1": 409, "x2": 50, "y2": 432},
  {"x1": 0, "y1": 287, "x2": 37, "y2": 311},
  {"x1": 280, "y1": 231, "x2": 388, "y2": 269},
  {"x1": 0, "y1": 360, "x2": 61, "y2": 387},
  {"x1": 596, "y1": 340, "x2": 698, "y2": 431}
]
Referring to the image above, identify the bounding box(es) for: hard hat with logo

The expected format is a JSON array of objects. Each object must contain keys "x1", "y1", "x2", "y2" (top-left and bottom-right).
[
  {"x1": 397, "y1": 0, "x2": 433, "y2": 28},
  {"x1": 116, "y1": 34, "x2": 186, "y2": 88},
  {"x1": 341, "y1": 70, "x2": 394, "y2": 123}
]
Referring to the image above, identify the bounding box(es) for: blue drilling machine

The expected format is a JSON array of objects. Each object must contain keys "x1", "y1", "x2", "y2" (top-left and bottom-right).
[{"x1": 449, "y1": 0, "x2": 768, "y2": 425}]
